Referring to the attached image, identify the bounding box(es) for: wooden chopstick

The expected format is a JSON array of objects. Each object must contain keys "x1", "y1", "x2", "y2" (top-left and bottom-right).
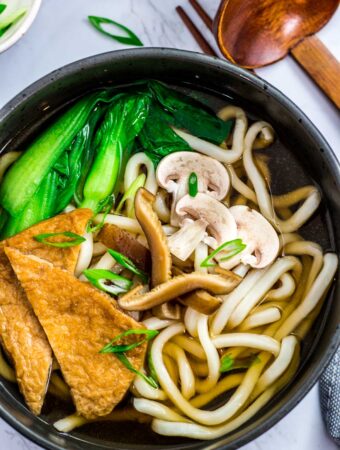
[
  {"x1": 176, "y1": 6, "x2": 218, "y2": 57},
  {"x1": 189, "y1": 0, "x2": 213, "y2": 31}
]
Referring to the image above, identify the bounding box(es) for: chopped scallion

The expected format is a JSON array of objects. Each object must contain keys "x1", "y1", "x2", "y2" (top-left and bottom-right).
[
  {"x1": 100, "y1": 329, "x2": 158, "y2": 354},
  {"x1": 88, "y1": 15, "x2": 143, "y2": 47},
  {"x1": 33, "y1": 231, "x2": 86, "y2": 248},
  {"x1": 220, "y1": 353, "x2": 261, "y2": 373},
  {"x1": 107, "y1": 248, "x2": 149, "y2": 284},
  {"x1": 83, "y1": 268, "x2": 132, "y2": 295},
  {"x1": 0, "y1": 4, "x2": 7, "y2": 15},
  {"x1": 116, "y1": 352, "x2": 158, "y2": 388},
  {"x1": 188, "y1": 172, "x2": 198, "y2": 197},
  {"x1": 200, "y1": 238, "x2": 246, "y2": 268},
  {"x1": 115, "y1": 173, "x2": 146, "y2": 217}
]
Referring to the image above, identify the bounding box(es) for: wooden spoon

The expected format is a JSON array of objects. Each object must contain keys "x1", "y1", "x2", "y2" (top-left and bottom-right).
[{"x1": 214, "y1": 0, "x2": 340, "y2": 108}]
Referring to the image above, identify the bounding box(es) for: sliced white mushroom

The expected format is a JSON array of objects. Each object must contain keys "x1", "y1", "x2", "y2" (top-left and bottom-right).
[
  {"x1": 156, "y1": 151, "x2": 230, "y2": 226},
  {"x1": 218, "y1": 205, "x2": 279, "y2": 270},
  {"x1": 167, "y1": 193, "x2": 237, "y2": 260},
  {"x1": 167, "y1": 219, "x2": 207, "y2": 261}
]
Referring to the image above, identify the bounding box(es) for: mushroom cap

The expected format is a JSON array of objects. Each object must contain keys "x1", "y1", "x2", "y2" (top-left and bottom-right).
[
  {"x1": 229, "y1": 205, "x2": 279, "y2": 269},
  {"x1": 156, "y1": 151, "x2": 230, "y2": 200},
  {"x1": 175, "y1": 193, "x2": 237, "y2": 246}
]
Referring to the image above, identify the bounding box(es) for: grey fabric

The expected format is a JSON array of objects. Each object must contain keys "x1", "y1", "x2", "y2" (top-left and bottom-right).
[{"x1": 320, "y1": 345, "x2": 340, "y2": 445}]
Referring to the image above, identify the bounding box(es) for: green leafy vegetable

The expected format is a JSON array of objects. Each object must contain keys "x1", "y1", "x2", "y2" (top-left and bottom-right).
[
  {"x1": 115, "y1": 173, "x2": 146, "y2": 217},
  {"x1": 0, "y1": 7, "x2": 26, "y2": 38},
  {"x1": 220, "y1": 354, "x2": 261, "y2": 373},
  {"x1": 100, "y1": 329, "x2": 158, "y2": 354},
  {"x1": 116, "y1": 352, "x2": 158, "y2": 388},
  {"x1": 0, "y1": 91, "x2": 115, "y2": 217},
  {"x1": 139, "y1": 104, "x2": 190, "y2": 166},
  {"x1": 1, "y1": 171, "x2": 59, "y2": 238},
  {"x1": 80, "y1": 94, "x2": 151, "y2": 212},
  {"x1": 200, "y1": 238, "x2": 247, "y2": 268},
  {"x1": 149, "y1": 81, "x2": 233, "y2": 145},
  {"x1": 100, "y1": 329, "x2": 159, "y2": 388},
  {"x1": 88, "y1": 15, "x2": 143, "y2": 47},
  {"x1": 83, "y1": 268, "x2": 132, "y2": 295},
  {"x1": 33, "y1": 231, "x2": 86, "y2": 248},
  {"x1": 107, "y1": 248, "x2": 149, "y2": 284},
  {"x1": 188, "y1": 172, "x2": 198, "y2": 197}
]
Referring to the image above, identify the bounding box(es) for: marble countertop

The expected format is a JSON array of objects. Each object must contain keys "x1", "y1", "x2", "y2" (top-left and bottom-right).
[{"x1": 0, "y1": 1, "x2": 339, "y2": 449}]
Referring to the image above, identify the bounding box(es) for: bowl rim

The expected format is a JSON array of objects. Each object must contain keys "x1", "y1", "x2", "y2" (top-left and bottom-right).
[
  {"x1": 0, "y1": 0, "x2": 42, "y2": 54},
  {"x1": 0, "y1": 47, "x2": 339, "y2": 450}
]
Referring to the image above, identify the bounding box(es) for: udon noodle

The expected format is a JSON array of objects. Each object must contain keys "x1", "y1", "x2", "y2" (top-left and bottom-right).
[{"x1": 0, "y1": 97, "x2": 337, "y2": 441}]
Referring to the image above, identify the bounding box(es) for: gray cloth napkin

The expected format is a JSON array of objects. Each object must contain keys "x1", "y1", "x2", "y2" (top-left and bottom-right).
[{"x1": 320, "y1": 345, "x2": 340, "y2": 445}]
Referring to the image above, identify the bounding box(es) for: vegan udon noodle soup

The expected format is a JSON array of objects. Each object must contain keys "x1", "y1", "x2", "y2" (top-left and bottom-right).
[{"x1": 0, "y1": 80, "x2": 337, "y2": 442}]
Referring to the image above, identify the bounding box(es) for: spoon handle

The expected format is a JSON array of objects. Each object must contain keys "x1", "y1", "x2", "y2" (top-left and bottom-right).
[{"x1": 290, "y1": 35, "x2": 340, "y2": 109}]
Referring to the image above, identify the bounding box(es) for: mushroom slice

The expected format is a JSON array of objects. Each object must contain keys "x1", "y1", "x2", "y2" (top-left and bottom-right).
[
  {"x1": 118, "y1": 272, "x2": 239, "y2": 311},
  {"x1": 134, "y1": 188, "x2": 172, "y2": 287},
  {"x1": 156, "y1": 151, "x2": 230, "y2": 225},
  {"x1": 176, "y1": 193, "x2": 237, "y2": 250},
  {"x1": 167, "y1": 218, "x2": 208, "y2": 261},
  {"x1": 225, "y1": 205, "x2": 279, "y2": 269},
  {"x1": 179, "y1": 290, "x2": 222, "y2": 315}
]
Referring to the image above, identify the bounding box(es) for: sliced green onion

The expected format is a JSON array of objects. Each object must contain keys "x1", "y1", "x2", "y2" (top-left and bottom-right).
[
  {"x1": 200, "y1": 238, "x2": 246, "y2": 268},
  {"x1": 100, "y1": 329, "x2": 158, "y2": 354},
  {"x1": 220, "y1": 354, "x2": 261, "y2": 373},
  {"x1": 0, "y1": 4, "x2": 7, "y2": 15},
  {"x1": 148, "y1": 351, "x2": 158, "y2": 383},
  {"x1": 107, "y1": 248, "x2": 149, "y2": 284},
  {"x1": 0, "y1": 7, "x2": 26, "y2": 37},
  {"x1": 33, "y1": 231, "x2": 86, "y2": 248},
  {"x1": 87, "y1": 195, "x2": 114, "y2": 233},
  {"x1": 116, "y1": 353, "x2": 158, "y2": 388},
  {"x1": 88, "y1": 15, "x2": 143, "y2": 47},
  {"x1": 188, "y1": 172, "x2": 198, "y2": 197},
  {"x1": 83, "y1": 268, "x2": 132, "y2": 295},
  {"x1": 115, "y1": 173, "x2": 146, "y2": 217}
]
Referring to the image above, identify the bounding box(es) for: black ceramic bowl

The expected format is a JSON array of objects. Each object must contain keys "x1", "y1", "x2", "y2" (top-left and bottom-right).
[{"x1": 0, "y1": 48, "x2": 339, "y2": 450}]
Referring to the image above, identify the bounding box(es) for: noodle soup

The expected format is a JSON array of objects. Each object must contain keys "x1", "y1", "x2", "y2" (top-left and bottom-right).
[{"x1": 0, "y1": 80, "x2": 337, "y2": 444}]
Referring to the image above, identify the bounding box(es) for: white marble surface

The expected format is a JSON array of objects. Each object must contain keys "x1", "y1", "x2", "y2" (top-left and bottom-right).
[{"x1": 0, "y1": 1, "x2": 339, "y2": 449}]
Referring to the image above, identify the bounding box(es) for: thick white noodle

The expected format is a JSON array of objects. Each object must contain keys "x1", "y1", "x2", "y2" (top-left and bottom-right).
[
  {"x1": 93, "y1": 252, "x2": 117, "y2": 270},
  {"x1": 133, "y1": 376, "x2": 167, "y2": 401},
  {"x1": 211, "y1": 269, "x2": 266, "y2": 336},
  {"x1": 275, "y1": 253, "x2": 338, "y2": 339},
  {"x1": 75, "y1": 232, "x2": 93, "y2": 276},
  {"x1": 165, "y1": 343, "x2": 195, "y2": 399},
  {"x1": 133, "y1": 398, "x2": 187, "y2": 422},
  {"x1": 92, "y1": 242, "x2": 107, "y2": 257},
  {"x1": 243, "y1": 121, "x2": 321, "y2": 232},
  {"x1": 143, "y1": 317, "x2": 178, "y2": 331},
  {"x1": 195, "y1": 315, "x2": 220, "y2": 394},
  {"x1": 232, "y1": 264, "x2": 249, "y2": 278},
  {"x1": 95, "y1": 214, "x2": 143, "y2": 234},
  {"x1": 265, "y1": 273, "x2": 296, "y2": 301},
  {"x1": 253, "y1": 335, "x2": 298, "y2": 397},
  {"x1": 184, "y1": 307, "x2": 200, "y2": 338},
  {"x1": 194, "y1": 242, "x2": 208, "y2": 274},
  {"x1": 228, "y1": 257, "x2": 298, "y2": 329},
  {"x1": 217, "y1": 106, "x2": 247, "y2": 160},
  {"x1": 124, "y1": 152, "x2": 157, "y2": 194},
  {"x1": 212, "y1": 333, "x2": 280, "y2": 356},
  {"x1": 239, "y1": 307, "x2": 281, "y2": 330}
]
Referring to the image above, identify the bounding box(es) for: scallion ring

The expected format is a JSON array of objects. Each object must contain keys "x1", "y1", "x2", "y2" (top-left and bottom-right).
[
  {"x1": 33, "y1": 231, "x2": 86, "y2": 248},
  {"x1": 188, "y1": 172, "x2": 198, "y2": 197},
  {"x1": 83, "y1": 268, "x2": 132, "y2": 295},
  {"x1": 107, "y1": 248, "x2": 149, "y2": 284},
  {"x1": 100, "y1": 329, "x2": 158, "y2": 354},
  {"x1": 200, "y1": 238, "x2": 246, "y2": 268}
]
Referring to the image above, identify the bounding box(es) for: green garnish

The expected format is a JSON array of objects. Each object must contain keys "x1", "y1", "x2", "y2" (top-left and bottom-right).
[
  {"x1": 200, "y1": 238, "x2": 247, "y2": 268},
  {"x1": 107, "y1": 248, "x2": 149, "y2": 284},
  {"x1": 0, "y1": 7, "x2": 26, "y2": 38},
  {"x1": 87, "y1": 195, "x2": 114, "y2": 233},
  {"x1": 83, "y1": 268, "x2": 132, "y2": 295},
  {"x1": 100, "y1": 329, "x2": 159, "y2": 388},
  {"x1": 188, "y1": 172, "x2": 198, "y2": 197},
  {"x1": 115, "y1": 173, "x2": 146, "y2": 217},
  {"x1": 33, "y1": 231, "x2": 86, "y2": 248},
  {"x1": 220, "y1": 354, "x2": 261, "y2": 373},
  {"x1": 100, "y1": 329, "x2": 158, "y2": 354},
  {"x1": 88, "y1": 15, "x2": 143, "y2": 47},
  {"x1": 116, "y1": 353, "x2": 158, "y2": 388}
]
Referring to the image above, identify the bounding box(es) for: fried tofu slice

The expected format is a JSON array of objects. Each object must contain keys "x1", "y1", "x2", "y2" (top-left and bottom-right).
[
  {"x1": 5, "y1": 247, "x2": 147, "y2": 420},
  {"x1": 99, "y1": 223, "x2": 150, "y2": 271},
  {"x1": 0, "y1": 209, "x2": 92, "y2": 415}
]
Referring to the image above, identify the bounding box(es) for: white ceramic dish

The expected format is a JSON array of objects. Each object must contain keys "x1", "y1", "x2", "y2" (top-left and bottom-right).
[{"x1": 0, "y1": 0, "x2": 41, "y2": 53}]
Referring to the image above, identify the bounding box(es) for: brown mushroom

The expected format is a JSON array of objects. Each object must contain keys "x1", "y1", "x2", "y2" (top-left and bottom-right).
[
  {"x1": 179, "y1": 290, "x2": 222, "y2": 315},
  {"x1": 134, "y1": 188, "x2": 172, "y2": 287},
  {"x1": 118, "y1": 272, "x2": 239, "y2": 311}
]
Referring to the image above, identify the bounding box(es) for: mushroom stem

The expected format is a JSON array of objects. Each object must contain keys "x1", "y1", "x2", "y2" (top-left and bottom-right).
[
  {"x1": 167, "y1": 219, "x2": 208, "y2": 261},
  {"x1": 118, "y1": 272, "x2": 240, "y2": 311}
]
